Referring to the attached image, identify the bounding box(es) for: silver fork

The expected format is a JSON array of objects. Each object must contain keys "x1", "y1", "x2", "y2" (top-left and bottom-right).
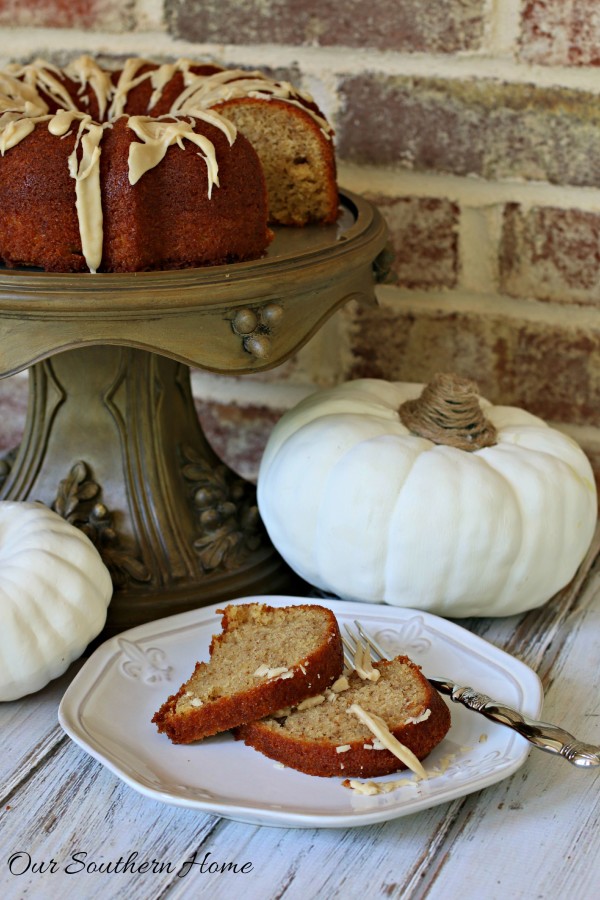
[{"x1": 343, "y1": 621, "x2": 600, "y2": 769}]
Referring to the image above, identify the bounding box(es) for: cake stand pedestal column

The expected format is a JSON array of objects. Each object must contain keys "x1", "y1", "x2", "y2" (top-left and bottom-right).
[
  {"x1": 0, "y1": 345, "x2": 291, "y2": 632},
  {"x1": 0, "y1": 191, "x2": 388, "y2": 633}
]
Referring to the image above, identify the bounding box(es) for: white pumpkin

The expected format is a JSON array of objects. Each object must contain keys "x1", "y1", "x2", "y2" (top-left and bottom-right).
[
  {"x1": 0, "y1": 501, "x2": 113, "y2": 700},
  {"x1": 258, "y1": 375, "x2": 598, "y2": 617}
]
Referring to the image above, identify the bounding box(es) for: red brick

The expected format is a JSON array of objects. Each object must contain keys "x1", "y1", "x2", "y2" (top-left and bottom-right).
[
  {"x1": 520, "y1": 0, "x2": 600, "y2": 66},
  {"x1": 500, "y1": 205, "x2": 600, "y2": 305},
  {"x1": 0, "y1": 0, "x2": 133, "y2": 30},
  {"x1": 166, "y1": 0, "x2": 485, "y2": 52},
  {"x1": 345, "y1": 302, "x2": 600, "y2": 426},
  {"x1": 365, "y1": 194, "x2": 459, "y2": 289},
  {"x1": 197, "y1": 400, "x2": 281, "y2": 482},
  {"x1": 336, "y1": 74, "x2": 600, "y2": 188}
]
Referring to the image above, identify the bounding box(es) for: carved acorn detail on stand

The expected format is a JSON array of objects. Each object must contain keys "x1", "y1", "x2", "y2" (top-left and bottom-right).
[
  {"x1": 53, "y1": 460, "x2": 150, "y2": 587},
  {"x1": 181, "y1": 444, "x2": 264, "y2": 572},
  {"x1": 230, "y1": 302, "x2": 284, "y2": 359}
]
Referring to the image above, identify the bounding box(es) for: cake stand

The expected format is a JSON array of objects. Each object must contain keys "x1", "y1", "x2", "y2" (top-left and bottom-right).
[{"x1": 0, "y1": 190, "x2": 388, "y2": 633}]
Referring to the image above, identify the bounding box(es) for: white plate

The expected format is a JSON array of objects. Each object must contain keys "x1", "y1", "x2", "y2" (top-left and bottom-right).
[{"x1": 59, "y1": 595, "x2": 543, "y2": 829}]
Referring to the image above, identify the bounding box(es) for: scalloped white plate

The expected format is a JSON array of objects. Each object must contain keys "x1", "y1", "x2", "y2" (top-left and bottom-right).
[{"x1": 59, "y1": 595, "x2": 543, "y2": 828}]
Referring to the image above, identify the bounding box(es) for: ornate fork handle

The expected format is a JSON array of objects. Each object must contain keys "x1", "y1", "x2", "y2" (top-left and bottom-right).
[
  {"x1": 431, "y1": 678, "x2": 600, "y2": 769},
  {"x1": 347, "y1": 623, "x2": 599, "y2": 770}
]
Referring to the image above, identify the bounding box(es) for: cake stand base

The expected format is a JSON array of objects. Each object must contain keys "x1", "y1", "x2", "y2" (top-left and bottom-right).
[{"x1": 0, "y1": 345, "x2": 297, "y2": 633}]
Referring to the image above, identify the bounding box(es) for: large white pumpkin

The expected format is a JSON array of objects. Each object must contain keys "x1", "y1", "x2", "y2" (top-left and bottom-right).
[
  {"x1": 257, "y1": 376, "x2": 598, "y2": 617},
  {"x1": 0, "y1": 501, "x2": 113, "y2": 700}
]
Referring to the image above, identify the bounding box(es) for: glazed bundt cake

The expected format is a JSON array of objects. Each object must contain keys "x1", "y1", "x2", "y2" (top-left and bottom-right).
[{"x1": 0, "y1": 56, "x2": 338, "y2": 273}]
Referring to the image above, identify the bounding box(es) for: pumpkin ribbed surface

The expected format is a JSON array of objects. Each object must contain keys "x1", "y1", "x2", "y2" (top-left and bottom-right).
[
  {"x1": 257, "y1": 379, "x2": 598, "y2": 617},
  {"x1": 0, "y1": 501, "x2": 113, "y2": 700}
]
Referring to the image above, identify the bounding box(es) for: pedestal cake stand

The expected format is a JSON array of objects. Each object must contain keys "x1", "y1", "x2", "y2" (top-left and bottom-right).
[{"x1": 0, "y1": 190, "x2": 388, "y2": 633}]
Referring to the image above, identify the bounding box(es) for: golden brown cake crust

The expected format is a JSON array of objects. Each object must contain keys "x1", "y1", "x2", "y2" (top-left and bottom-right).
[
  {"x1": 0, "y1": 123, "x2": 84, "y2": 272},
  {"x1": 99, "y1": 116, "x2": 270, "y2": 273},
  {"x1": 235, "y1": 657, "x2": 451, "y2": 777},
  {"x1": 0, "y1": 113, "x2": 270, "y2": 273},
  {"x1": 152, "y1": 602, "x2": 344, "y2": 744}
]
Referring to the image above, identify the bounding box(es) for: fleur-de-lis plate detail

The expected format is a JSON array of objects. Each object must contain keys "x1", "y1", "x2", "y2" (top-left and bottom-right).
[
  {"x1": 375, "y1": 616, "x2": 432, "y2": 655},
  {"x1": 453, "y1": 749, "x2": 507, "y2": 779},
  {"x1": 118, "y1": 638, "x2": 173, "y2": 684},
  {"x1": 58, "y1": 597, "x2": 544, "y2": 827}
]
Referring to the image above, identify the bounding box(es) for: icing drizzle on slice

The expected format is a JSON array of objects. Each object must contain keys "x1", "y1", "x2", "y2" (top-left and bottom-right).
[{"x1": 348, "y1": 703, "x2": 428, "y2": 780}]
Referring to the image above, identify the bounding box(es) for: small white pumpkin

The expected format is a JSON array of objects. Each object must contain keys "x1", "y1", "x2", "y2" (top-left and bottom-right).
[
  {"x1": 0, "y1": 501, "x2": 113, "y2": 701},
  {"x1": 258, "y1": 374, "x2": 598, "y2": 617}
]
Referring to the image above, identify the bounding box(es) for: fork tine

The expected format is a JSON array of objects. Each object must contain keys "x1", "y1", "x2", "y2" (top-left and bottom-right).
[
  {"x1": 341, "y1": 634, "x2": 355, "y2": 670},
  {"x1": 342, "y1": 623, "x2": 367, "y2": 670},
  {"x1": 343, "y1": 622, "x2": 387, "y2": 684},
  {"x1": 353, "y1": 620, "x2": 389, "y2": 661},
  {"x1": 343, "y1": 623, "x2": 357, "y2": 645}
]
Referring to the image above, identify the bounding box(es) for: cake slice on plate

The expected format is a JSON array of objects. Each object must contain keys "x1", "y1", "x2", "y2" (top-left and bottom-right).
[
  {"x1": 152, "y1": 602, "x2": 344, "y2": 744},
  {"x1": 235, "y1": 655, "x2": 451, "y2": 777}
]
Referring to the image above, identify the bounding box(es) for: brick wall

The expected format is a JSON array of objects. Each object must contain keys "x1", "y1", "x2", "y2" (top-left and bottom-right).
[{"x1": 2, "y1": 0, "x2": 600, "y2": 478}]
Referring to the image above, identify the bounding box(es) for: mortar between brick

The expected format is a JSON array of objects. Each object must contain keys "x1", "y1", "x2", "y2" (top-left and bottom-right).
[
  {"x1": 483, "y1": 0, "x2": 523, "y2": 56},
  {"x1": 339, "y1": 164, "x2": 600, "y2": 212},
  {"x1": 459, "y1": 206, "x2": 503, "y2": 293},
  {"x1": 3, "y1": 33, "x2": 600, "y2": 94},
  {"x1": 190, "y1": 371, "x2": 317, "y2": 410},
  {"x1": 375, "y1": 285, "x2": 600, "y2": 327}
]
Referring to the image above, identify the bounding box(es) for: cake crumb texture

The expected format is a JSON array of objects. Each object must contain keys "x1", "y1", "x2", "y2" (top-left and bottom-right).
[
  {"x1": 152, "y1": 602, "x2": 344, "y2": 744},
  {"x1": 236, "y1": 656, "x2": 451, "y2": 777}
]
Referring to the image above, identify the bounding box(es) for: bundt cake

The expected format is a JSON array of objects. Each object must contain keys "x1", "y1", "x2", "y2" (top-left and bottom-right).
[
  {"x1": 236, "y1": 655, "x2": 451, "y2": 778},
  {"x1": 0, "y1": 56, "x2": 338, "y2": 273},
  {"x1": 152, "y1": 602, "x2": 344, "y2": 744}
]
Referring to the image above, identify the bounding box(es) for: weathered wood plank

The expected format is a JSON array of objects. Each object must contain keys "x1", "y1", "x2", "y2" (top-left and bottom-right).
[
  {"x1": 1, "y1": 730, "x2": 468, "y2": 900},
  {"x1": 0, "y1": 664, "x2": 84, "y2": 800},
  {"x1": 396, "y1": 567, "x2": 600, "y2": 900},
  {"x1": 160, "y1": 799, "x2": 471, "y2": 899},
  {"x1": 459, "y1": 522, "x2": 600, "y2": 675},
  {"x1": 2, "y1": 737, "x2": 222, "y2": 900}
]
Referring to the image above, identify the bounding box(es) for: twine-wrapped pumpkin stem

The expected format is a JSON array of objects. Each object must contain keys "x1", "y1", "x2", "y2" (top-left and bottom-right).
[{"x1": 398, "y1": 373, "x2": 497, "y2": 451}]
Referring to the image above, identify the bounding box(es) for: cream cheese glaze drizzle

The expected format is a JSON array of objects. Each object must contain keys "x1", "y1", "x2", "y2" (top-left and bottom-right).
[
  {"x1": 49, "y1": 111, "x2": 105, "y2": 273},
  {"x1": 105, "y1": 56, "x2": 333, "y2": 136},
  {"x1": 170, "y1": 66, "x2": 333, "y2": 138},
  {"x1": 0, "y1": 54, "x2": 330, "y2": 272},
  {"x1": 64, "y1": 56, "x2": 114, "y2": 120},
  {"x1": 126, "y1": 114, "x2": 235, "y2": 193}
]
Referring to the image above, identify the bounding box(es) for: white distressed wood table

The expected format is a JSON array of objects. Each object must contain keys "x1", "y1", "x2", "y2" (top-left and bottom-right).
[{"x1": 1, "y1": 375, "x2": 599, "y2": 900}]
